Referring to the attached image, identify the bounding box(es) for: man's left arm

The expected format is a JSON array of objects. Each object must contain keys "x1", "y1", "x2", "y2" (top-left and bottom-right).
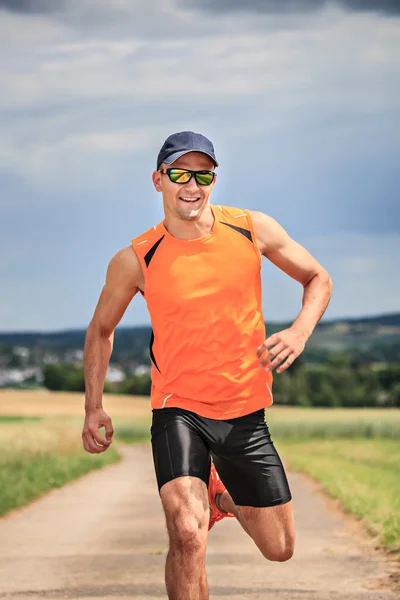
[{"x1": 251, "y1": 211, "x2": 333, "y2": 374}]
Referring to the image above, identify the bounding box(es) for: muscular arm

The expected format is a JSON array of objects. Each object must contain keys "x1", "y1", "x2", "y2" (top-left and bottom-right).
[
  {"x1": 251, "y1": 211, "x2": 333, "y2": 372},
  {"x1": 84, "y1": 246, "x2": 143, "y2": 413}
]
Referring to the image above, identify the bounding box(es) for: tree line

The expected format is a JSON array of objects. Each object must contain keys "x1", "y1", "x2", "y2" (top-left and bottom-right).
[{"x1": 42, "y1": 353, "x2": 400, "y2": 408}]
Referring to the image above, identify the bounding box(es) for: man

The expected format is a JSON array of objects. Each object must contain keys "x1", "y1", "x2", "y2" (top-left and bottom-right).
[{"x1": 82, "y1": 131, "x2": 333, "y2": 600}]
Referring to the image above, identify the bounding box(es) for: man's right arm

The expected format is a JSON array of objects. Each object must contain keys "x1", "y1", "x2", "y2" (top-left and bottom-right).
[{"x1": 82, "y1": 245, "x2": 143, "y2": 454}]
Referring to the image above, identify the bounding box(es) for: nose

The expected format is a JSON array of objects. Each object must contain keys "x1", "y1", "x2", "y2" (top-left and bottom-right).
[{"x1": 184, "y1": 174, "x2": 200, "y2": 192}]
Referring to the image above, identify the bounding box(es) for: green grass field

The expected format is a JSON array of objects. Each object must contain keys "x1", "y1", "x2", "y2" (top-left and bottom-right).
[
  {"x1": 266, "y1": 409, "x2": 400, "y2": 553},
  {"x1": 0, "y1": 391, "x2": 399, "y2": 556},
  {"x1": 278, "y1": 438, "x2": 400, "y2": 552},
  {"x1": 0, "y1": 419, "x2": 121, "y2": 517},
  {"x1": 265, "y1": 406, "x2": 400, "y2": 439}
]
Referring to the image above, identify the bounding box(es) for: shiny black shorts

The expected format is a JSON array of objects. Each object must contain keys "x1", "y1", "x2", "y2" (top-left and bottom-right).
[{"x1": 151, "y1": 407, "x2": 292, "y2": 508}]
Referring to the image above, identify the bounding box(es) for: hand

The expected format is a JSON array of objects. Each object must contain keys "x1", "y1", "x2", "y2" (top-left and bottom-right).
[
  {"x1": 256, "y1": 327, "x2": 307, "y2": 374},
  {"x1": 82, "y1": 408, "x2": 114, "y2": 454}
]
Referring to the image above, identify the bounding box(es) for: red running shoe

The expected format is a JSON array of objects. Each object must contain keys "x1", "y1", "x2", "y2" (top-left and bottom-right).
[{"x1": 208, "y1": 461, "x2": 235, "y2": 531}]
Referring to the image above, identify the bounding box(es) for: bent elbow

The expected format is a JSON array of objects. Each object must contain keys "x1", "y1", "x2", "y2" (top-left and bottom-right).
[
  {"x1": 87, "y1": 319, "x2": 114, "y2": 342},
  {"x1": 325, "y1": 271, "x2": 333, "y2": 295}
]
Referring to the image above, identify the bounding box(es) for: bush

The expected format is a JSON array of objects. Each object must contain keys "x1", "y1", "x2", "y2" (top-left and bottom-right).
[
  {"x1": 119, "y1": 374, "x2": 151, "y2": 396},
  {"x1": 43, "y1": 365, "x2": 113, "y2": 393}
]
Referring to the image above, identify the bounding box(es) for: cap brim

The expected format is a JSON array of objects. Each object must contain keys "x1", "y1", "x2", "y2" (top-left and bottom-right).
[{"x1": 162, "y1": 149, "x2": 218, "y2": 168}]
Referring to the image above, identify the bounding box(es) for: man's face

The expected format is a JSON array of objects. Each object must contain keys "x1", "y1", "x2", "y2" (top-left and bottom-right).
[{"x1": 152, "y1": 151, "x2": 216, "y2": 221}]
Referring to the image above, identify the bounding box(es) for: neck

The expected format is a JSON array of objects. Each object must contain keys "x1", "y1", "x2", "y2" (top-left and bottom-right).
[{"x1": 163, "y1": 204, "x2": 214, "y2": 241}]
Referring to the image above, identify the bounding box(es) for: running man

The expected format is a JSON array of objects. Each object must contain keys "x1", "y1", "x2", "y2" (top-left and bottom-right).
[{"x1": 82, "y1": 131, "x2": 333, "y2": 600}]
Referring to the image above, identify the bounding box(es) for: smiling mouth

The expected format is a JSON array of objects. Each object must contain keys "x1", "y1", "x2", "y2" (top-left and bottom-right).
[{"x1": 179, "y1": 197, "x2": 200, "y2": 203}]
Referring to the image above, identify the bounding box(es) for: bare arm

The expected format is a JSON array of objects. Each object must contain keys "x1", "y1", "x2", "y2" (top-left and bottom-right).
[
  {"x1": 251, "y1": 211, "x2": 333, "y2": 373},
  {"x1": 82, "y1": 245, "x2": 143, "y2": 453}
]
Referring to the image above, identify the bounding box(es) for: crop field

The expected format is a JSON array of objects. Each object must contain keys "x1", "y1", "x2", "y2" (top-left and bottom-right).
[
  {"x1": 265, "y1": 406, "x2": 400, "y2": 439},
  {"x1": 0, "y1": 389, "x2": 151, "y2": 419},
  {"x1": 0, "y1": 390, "x2": 399, "y2": 554},
  {"x1": 0, "y1": 390, "x2": 152, "y2": 517},
  {"x1": 0, "y1": 417, "x2": 120, "y2": 517}
]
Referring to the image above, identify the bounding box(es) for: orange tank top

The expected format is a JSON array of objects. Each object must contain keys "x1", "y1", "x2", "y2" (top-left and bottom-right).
[{"x1": 131, "y1": 204, "x2": 273, "y2": 420}]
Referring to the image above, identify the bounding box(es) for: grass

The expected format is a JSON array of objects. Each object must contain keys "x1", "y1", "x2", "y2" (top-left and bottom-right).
[
  {"x1": 265, "y1": 406, "x2": 400, "y2": 434},
  {"x1": 266, "y1": 409, "x2": 400, "y2": 553},
  {"x1": 0, "y1": 390, "x2": 155, "y2": 517},
  {"x1": 0, "y1": 415, "x2": 42, "y2": 423},
  {"x1": 0, "y1": 390, "x2": 152, "y2": 516},
  {"x1": 114, "y1": 423, "x2": 151, "y2": 443},
  {"x1": 110, "y1": 406, "x2": 400, "y2": 554},
  {"x1": 0, "y1": 390, "x2": 399, "y2": 554},
  {"x1": 278, "y1": 438, "x2": 400, "y2": 552},
  {"x1": 0, "y1": 419, "x2": 121, "y2": 517}
]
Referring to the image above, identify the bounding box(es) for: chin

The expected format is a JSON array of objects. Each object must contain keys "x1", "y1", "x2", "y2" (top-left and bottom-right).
[{"x1": 176, "y1": 204, "x2": 203, "y2": 221}]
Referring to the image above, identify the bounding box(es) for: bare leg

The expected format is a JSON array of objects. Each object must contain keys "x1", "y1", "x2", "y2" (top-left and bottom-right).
[
  {"x1": 218, "y1": 489, "x2": 251, "y2": 536},
  {"x1": 161, "y1": 476, "x2": 209, "y2": 600},
  {"x1": 165, "y1": 546, "x2": 208, "y2": 600},
  {"x1": 219, "y1": 490, "x2": 295, "y2": 562}
]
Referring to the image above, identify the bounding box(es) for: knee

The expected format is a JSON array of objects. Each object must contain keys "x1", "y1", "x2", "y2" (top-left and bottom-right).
[
  {"x1": 168, "y1": 518, "x2": 207, "y2": 556},
  {"x1": 259, "y1": 537, "x2": 295, "y2": 562},
  {"x1": 265, "y1": 546, "x2": 294, "y2": 562}
]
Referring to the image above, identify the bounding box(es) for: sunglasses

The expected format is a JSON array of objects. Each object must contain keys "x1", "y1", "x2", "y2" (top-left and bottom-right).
[{"x1": 159, "y1": 168, "x2": 216, "y2": 186}]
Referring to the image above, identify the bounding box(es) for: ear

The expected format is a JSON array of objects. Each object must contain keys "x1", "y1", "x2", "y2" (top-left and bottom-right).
[{"x1": 152, "y1": 170, "x2": 162, "y2": 192}]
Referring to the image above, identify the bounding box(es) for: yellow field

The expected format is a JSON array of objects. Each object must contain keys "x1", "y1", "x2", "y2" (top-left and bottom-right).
[
  {"x1": 0, "y1": 389, "x2": 151, "y2": 419},
  {"x1": 1, "y1": 390, "x2": 399, "y2": 426}
]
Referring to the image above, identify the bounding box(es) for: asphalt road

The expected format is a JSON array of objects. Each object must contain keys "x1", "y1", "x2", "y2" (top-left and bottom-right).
[{"x1": 0, "y1": 445, "x2": 398, "y2": 600}]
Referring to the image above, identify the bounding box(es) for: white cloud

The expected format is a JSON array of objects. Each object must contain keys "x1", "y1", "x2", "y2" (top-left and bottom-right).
[
  {"x1": 0, "y1": 3, "x2": 399, "y2": 329},
  {"x1": 0, "y1": 6, "x2": 398, "y2": 190}
]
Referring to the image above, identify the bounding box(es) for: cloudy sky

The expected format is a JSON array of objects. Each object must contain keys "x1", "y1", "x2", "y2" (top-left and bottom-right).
[{"x1": 0, "y1": 0, "x2": 399, "y2": 332}]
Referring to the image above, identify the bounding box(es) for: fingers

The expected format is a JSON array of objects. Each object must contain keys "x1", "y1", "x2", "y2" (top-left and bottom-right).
[
  {"x1": 265, "y1": 346, "x2": 292, "y2": 372},
  {"x1": 259, "y1": 342, "x2": 285, "y2": 368},
  {"x1": 257, "y1": 334, "x2": 277, "y2": 359},
  {"x1": 82, "y1": 411, "x2": 114, "y2": 454},
  {"x1": 257, "y1": 328, "x2": 305, "y2": 374},
  {"x1": 276, "y1": 355, "x2": 295, "y2": 374},
  {"x1": 82, "y1": 431, "x2": 102, "y2": 454},
  {"x1": 104, "y1": 419, "x2": 114, "y2": 442},
  {"x1": 92, "y1": 429, "x2": 112, "y2": 448},
  {"x1": 82, "y1": 427, "x2": 111, "y2": 454}
]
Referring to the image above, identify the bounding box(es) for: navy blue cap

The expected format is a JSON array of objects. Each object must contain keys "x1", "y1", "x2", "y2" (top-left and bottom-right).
[{"x1": 157, "y1": 131, "x2": 219, "y2": 170}]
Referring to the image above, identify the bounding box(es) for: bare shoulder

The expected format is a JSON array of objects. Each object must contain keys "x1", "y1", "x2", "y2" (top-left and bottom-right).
[
  {"x1": 250, "y1": 210, "x2": 291, "y2": 255},
  {"x1": 106, "y1": 245, "x2": 144, "y2": 292}
]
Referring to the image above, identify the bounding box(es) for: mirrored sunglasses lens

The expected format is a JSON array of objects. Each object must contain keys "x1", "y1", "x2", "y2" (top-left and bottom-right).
[
  {"x1": 195, "y1": 172, "x2": 214, "y2": 185},
  {"x1": 169, "y1": 169, "x2": 191, "y2": 183}
]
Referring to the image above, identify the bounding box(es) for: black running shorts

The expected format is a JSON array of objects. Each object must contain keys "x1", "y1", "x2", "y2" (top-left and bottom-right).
[{"x1": 151, "y1": 407, "x2": 292, "y2": 508}]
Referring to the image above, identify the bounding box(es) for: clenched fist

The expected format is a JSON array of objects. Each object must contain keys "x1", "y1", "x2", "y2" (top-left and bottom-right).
[{"x1": 82, "y1": 408, "x2": 114, "y2": 454}]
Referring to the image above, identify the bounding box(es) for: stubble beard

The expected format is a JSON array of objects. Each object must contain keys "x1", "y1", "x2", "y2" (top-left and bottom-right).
[{"x1": 175, "y1": 198, "x2": 204, "y2": 221}]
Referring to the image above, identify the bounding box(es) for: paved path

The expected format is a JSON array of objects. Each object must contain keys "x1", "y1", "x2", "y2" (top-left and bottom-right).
[{"x1": 0, "y1": 445, "x2": 398, "y2": 600}]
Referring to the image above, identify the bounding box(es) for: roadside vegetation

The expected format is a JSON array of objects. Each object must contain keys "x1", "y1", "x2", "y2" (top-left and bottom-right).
[
  {"x1": 0, "y1": 417, "x2": 120, "y2": 517},
  {"x1": 279, "y1": 438, "x2": 400, "y2": 552},
  {"x1": 0, "y1": 391, "x2": 399, "y2": 556}
]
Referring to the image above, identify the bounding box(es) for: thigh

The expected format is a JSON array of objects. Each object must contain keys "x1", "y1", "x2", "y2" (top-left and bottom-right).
[
  {"x1": 160, "y1": 475, "x2": 210, "y2": 541},
  {"x1": 211, "y1": 409, "x2": 292, "y2": 508},
  {"x1": 239, "y1": 501, "x2": 295, "y2": 561},
  {"x1": 151, "y1": 407, "x2": 211, "y2": 493}
]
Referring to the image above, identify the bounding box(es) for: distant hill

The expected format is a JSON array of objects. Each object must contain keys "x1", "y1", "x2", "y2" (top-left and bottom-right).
[
  {"x1": 315, "y1": 313, "x2": 400, "y2": 328},
  {"x1": 1, "y1": 313, "x2": 399, "y2": 364}
]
